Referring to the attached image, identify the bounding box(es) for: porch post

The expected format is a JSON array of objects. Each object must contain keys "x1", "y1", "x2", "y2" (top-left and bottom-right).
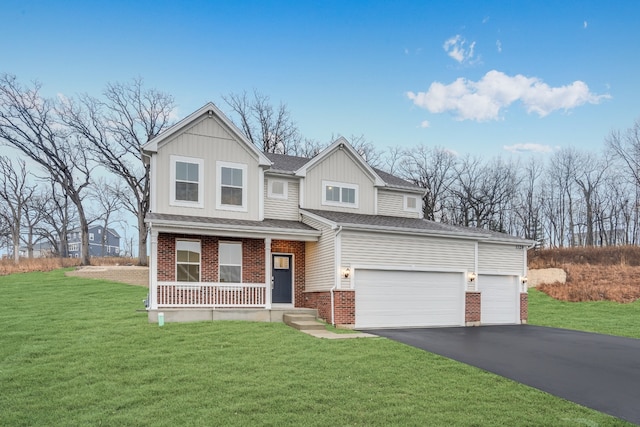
[
  {"x1": 265, "y1": 237, "x2": 272, "y2": 309},
  {"x1": 149, "y1": 229, "x2": 159, "y2": 310}
]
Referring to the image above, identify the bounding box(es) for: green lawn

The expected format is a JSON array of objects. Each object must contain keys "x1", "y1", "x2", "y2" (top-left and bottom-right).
[
  {"x1": 528, "y1": 288, "x2": 640, "y2": 338},
  {"x1": 0, "y1": 271, "x2": 633, "y2": 426}
]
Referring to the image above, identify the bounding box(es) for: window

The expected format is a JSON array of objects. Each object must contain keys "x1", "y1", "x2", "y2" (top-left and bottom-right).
[
  {"x1": 219, "y1": 242, "x2": 242, "y2": 283},
  {"x1": 98, "y1": 229, "x2": 102, "y2": 234},
  {"x1": 273, "y1": 256, "x2": 290, "y2": 269},
  {"x1": 216, "y1": 161, "x2": 247, "y2": 211},
  {"x1": 89, "y1": 233, "x2": 94, "y2": 241},
  {"x1": 170, "y1": 155, "x2": 204, "y2": 208},
  {"x1": 404, "y1": 195, "x2": 420, "y2": 212},
  {"x1": 176, "y1": 240, "x2": 200, "y2": 282},
  {"x1": 268, "y1": 179, "x2": 288, "y2": 199},
  {"x1": 322, "y1": 180, "x2": 358, "y2": 208}
]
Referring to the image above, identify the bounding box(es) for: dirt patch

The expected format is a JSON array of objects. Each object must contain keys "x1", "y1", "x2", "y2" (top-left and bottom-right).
[{"x1": 66, "y1": 265, "x2": 149, "y2": 287}]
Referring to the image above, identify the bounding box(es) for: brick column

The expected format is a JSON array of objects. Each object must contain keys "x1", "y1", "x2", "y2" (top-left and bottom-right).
[
  {"x1": 465, "y1": 292, "x2": 481, "y2": 326},
  {"x1": 520, "y1": 293, "x2": 528, "y2": 324}
]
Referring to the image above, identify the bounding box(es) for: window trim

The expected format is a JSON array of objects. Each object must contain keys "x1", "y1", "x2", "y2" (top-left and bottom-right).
[
  {"x1": 175, "y1": 239, "x2": 201, "y2": 283},
  {"x1": 322, "y1": 180, "x2": 359, "y2": 208},
  {"x1": 219, "y1": 241, "x2": 242, "y2": 283},
  {"x1": 404, "y1": 195, "x2": 420, "y2": 213},
  {"x1": 216, "y1": 161, "x2": 248, "y2": 212},
  {"x1": 267, "y1": 179, "x2": 288, "y2": 200},
  {"x1": 170, "y1": 155, "x2": 204, "y2": 208},
  {"x1": 89, "y1": 233, "x2": 94, "y2": 241}
]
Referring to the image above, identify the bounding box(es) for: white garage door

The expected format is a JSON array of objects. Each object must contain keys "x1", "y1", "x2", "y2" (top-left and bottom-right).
[
  {"x1": 355, "y1": 269, "x2": 464, "y2": 329},
  {"x1": 478, "y1": 274, "x2": 519, "y2": 324}
]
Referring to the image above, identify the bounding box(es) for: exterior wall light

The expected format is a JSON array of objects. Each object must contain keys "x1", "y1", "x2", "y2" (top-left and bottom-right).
[
  {"x1": 467, "y1": 272, "x2": 476, "y2": 282},
  {"x1": 342, "y1": 267, "x2": 351, "y2": 279},
  {"x1": 521, "y1": 276, "x2": 528, "y2": 285}
]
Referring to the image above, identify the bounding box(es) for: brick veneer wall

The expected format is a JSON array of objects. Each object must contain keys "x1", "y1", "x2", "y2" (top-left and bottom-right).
[
  {"x1": 465, "y1": 292, "x2": 481, "y2": 325},
  {"x1": 156, "y1": 233, "x2": 306, "y2": 305},
  {"x1": 304, "y1": 290, "x2": 355, "y2": 326},
  {"x1": 520, "y1": 293, "x2": 528, "y2": 323}
]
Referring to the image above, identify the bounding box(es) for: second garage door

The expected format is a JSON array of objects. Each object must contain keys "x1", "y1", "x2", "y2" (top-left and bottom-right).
[
  {"x1": 355, "y1": 269, "x2": 465, "y2": 329},
  {"x1": 478, "y1": 274, "x2": 519, "y2": 324}
]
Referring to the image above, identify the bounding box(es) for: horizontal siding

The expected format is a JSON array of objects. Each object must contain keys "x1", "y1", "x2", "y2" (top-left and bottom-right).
[
  {"x1": 478, "y1": 243, "x2": 525, "y2": 274},
  {"x1": 302, "y1": 216, "x2": 335, "y2": 292},
  {"x1": 303, "y1": 149, "x2": 375, "y2": 214},
  {"x1": 154, "y1": 116, "x2": 260, "y2": 220},
  {"x1": 377, "y1": 190, "x2": 421, "y2": 218},
  {"x1": 341, "y1": 231, "x2": 476, "y2": 272},
  {"x1": 264, "y1": 177, "x2": 299, "y2": 221}
]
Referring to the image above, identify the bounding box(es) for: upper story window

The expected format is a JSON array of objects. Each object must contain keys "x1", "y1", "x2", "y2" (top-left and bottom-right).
[
  {"x1": 404, "y1": 195, "x2": 420, "y2": 213},
  {"x1": 176, "y1": 239, "x2": 200, "y2": 282},
  {"x1": 268, "y1": 179, "x2": 288, "y2": 200},
  {"x1": 89, "y1": 233, "x2": 94, "y2": 241},
  {"x1": 170, "y1": 155, "x2": 204, "y2": 208},
  {"x1": 322, "y1": 180, "x2": 358, "y2": 208},
  {"x1": 216, "y1": 161, "x2": 247, "y2": 211}
]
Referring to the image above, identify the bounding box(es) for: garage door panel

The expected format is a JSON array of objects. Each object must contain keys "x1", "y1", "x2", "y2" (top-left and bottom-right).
[
  {"x1": 478, "y1": 274, "x2": 519, "y2": 325},
  {"x1": 355, "y1": 270, "x2": 464, "y2": 329}
]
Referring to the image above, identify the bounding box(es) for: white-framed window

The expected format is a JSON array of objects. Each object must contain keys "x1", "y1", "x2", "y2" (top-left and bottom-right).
[
  {"x1": 98, "y1": 229, "x2": 102, "y2": 234},
  {"x1": 176, "y1": 240, "x2": 201, "y2": 282},
  {"x1": 216, "y1": 161, "x2": 247, "y2": 211},
  {"x1": 404, "y1": 195, "x2": 420, "y2": 213},
  {"x1": 170, "y1": 155, "x2": 204, "y2": 208},
  {"x1": 267, "y1": 179, "x2": 288, "y2": 200},
  {"x1": 322, "y1": 180, "x2": 358, "y2": 208},
  {"x1": 89, "y1": 233, "x2": 94, "y2": 241},
  {"x1": 219, "y1": 241, "x2": 242, "y2": 283}
]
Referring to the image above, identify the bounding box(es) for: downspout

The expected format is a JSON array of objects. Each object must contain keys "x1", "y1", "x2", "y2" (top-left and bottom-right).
[{"x1": 331, "y1": 225, "x2": 343, "y2": 326}]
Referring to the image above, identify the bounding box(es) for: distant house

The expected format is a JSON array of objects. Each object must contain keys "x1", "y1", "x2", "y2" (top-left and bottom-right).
[
  {"x1": 18, "y1": 240, "x2": 56, "y2": 258},
  {"x1": 67, "y1": 225, "x2": 121, "y2": 257}
]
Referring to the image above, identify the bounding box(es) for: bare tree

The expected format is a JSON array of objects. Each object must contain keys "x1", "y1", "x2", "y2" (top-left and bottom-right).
[
  {"x1": 223, "y1": 90, "x2": 301, "y2": 154},
  {"x1": 20, "y1": 190, "x2": 49, "y2": 258},
  {"x1": 0, "y1": 74, "x2": 93, "y2": 264},
  {"x1": 400, "y1": 145, "x2": 457, "y2": 221},
  {"x1": 0, "y1": 156, "x2": 36, "y2": 262},
  {"x1": 39, "y1": 181, "x2": 75, "y2": 258},
  {"x1": 572, "y1": 150, "x2": 610, "y2": 246},
  {"x1": 59, "y1": 78, "x2": 175, "y2": 265}
]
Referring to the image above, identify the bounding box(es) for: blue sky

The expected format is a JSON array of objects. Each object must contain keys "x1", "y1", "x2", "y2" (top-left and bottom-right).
[{"x1": 2, "y1": 0, "x2": 639, "y2": 157}]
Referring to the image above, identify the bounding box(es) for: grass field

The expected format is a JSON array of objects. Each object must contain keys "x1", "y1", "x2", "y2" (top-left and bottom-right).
[{"x1": 0, "y1": 270, "x2": 633, "y2": 426}]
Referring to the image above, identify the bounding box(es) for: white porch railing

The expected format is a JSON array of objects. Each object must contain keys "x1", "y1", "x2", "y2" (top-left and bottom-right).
[{"x1": 157, "y1": 282, "x2": 267, "y2": 308}]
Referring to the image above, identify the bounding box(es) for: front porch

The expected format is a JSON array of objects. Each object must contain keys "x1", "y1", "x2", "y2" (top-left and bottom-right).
[{"x1": 148, "y1": 307, "x2": 318, "y2": 323}]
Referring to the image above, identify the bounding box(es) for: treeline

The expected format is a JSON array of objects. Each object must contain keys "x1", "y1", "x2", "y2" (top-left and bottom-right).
[{"x1": 1, "y1": 76, "x2": 639, "y2": 268}]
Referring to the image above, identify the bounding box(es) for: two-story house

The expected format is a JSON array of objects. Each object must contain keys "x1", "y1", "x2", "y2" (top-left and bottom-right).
[
  {"x1": 143, "y1": 103, "x2": 533, "y2": 329},
  {"x1": 68, "y1": 225, "x2": 121, "y2": 258}
]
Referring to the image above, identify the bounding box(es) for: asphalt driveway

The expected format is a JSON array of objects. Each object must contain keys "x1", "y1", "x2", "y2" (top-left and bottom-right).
[{"x1": 366, "y1": 325, "x2": 640, "y2": 424}]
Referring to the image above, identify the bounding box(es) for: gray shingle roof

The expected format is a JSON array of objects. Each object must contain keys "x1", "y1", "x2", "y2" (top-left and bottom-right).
[
  {"x1": 264, "y1": 152, "x2": 421, "y2": 190},
  {"x1": 302, "y1": 209, "x2": 531, "y2": 243},
  {"x1": 145, "y1": 212, "x2": 317, "y2": 232}
]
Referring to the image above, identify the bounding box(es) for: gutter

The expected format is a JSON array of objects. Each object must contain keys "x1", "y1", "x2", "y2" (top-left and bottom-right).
[{"x1": 330, "y1": 225, "x2": 343, "y2": 326}]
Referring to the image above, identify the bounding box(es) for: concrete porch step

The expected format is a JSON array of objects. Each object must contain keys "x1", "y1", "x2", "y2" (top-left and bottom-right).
[{"x1": 283, "y1": 313, "x2": 325, "y2": 331}]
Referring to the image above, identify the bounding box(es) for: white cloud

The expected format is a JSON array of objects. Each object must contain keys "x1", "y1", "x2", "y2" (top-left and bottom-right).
[
  {"x1": 496, "y1": 40, "x2": 502, "y2": 53},
  {"x1": 503, "y1": 143, "x2": 556, "y2": 154},
  {"x1": 418, "y1": 120, "x2": 430, "y2": 128},
  {"x1": 584, "y1": 20, "x2": 588, "y2": 29},
  {"x1": 482, "y1": 16, "x2": 490, "y2": 24},
  {"x1": 443, "y1": 35, "x2": 476, "y2": 64},
  {"x1": 406, "y1": 70, "x2": 610, "y2": 122}
]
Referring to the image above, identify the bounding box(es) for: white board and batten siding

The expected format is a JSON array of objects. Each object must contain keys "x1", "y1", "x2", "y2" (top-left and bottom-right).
[
  {"x1": 302, "y1": 216, "x2": 335, "y2": 292},
  {"x1": 303, "y1": 149, "x2": 376, "y2": 214},
  {"x1": 154, "y1": 116, "x2": 261, "y2": 220},
  {"x1": 377, "y1": 190, "x2": 421, "y2": 219},
  {"x1": 263, "y1": 177, "x2": 299, "y2": 221}
]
